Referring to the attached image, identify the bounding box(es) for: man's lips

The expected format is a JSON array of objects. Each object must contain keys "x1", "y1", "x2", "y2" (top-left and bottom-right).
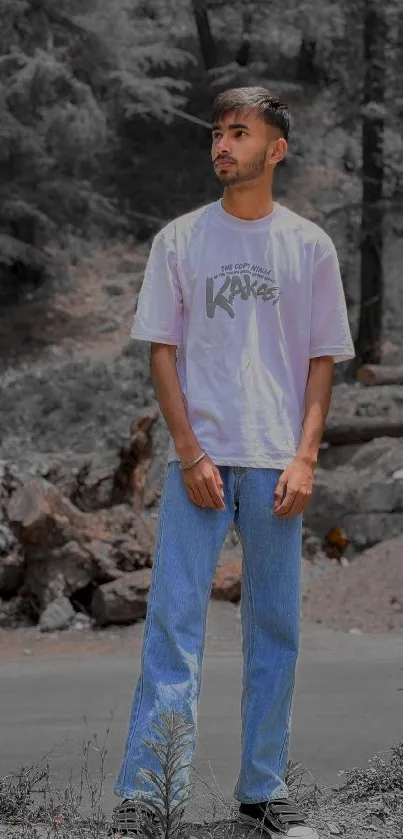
[{"x1": 215, "y1": 159, "x2": 235, "y2": 168}]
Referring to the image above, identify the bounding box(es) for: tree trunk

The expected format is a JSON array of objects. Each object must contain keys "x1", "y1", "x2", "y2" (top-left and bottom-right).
[
  {"x1": 235, "y1": 5, "x2": 253, "y2": 67},
  {"x1": 192, "y1": 0, "x2": 218, "y2": 71},
  {"x1": 355, "y1": 0, "x2": 386, "y2": 367},
  {"x1": 297, "y1": 36, "x2": 319, "y2": 83}
]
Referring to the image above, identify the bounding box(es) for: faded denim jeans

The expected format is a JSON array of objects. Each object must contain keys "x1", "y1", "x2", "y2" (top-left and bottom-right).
[{"x1": 114, "y1": 461, "x2": 303, "y2": 807}]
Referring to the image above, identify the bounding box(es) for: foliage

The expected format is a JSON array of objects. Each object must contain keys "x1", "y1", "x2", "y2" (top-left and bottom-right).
[
  {"x1": 137, "y1": 711, "x2": 195, "y2": 838},
  {"x1": 337, "y1": 741, "x2": 403, "y2": 804},
  {"x1": 0, "y1": 0, "x2": 194, "y2": 298},
  {"x1": 0, "y1": 0, "x2": 402, "y2": 359}
]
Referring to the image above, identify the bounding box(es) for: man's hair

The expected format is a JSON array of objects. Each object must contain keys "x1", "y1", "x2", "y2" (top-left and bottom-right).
[{"x1": 211, "y1": 87, "x2": 290, "y2": 142}]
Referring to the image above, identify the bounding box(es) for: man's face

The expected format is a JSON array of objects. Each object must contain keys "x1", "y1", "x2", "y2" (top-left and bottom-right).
[{"x1": 211, "y1": 109, "x2": 286, "y2": 186}]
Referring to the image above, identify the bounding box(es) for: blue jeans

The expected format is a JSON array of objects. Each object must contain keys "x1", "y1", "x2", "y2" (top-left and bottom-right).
[{"x1": 114, "y1": 462, "x2": 302, "y2": 806}]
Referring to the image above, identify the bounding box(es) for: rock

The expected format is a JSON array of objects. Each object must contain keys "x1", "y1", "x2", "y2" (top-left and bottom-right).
[
  {"x1": 23, "y1": 539, "x2": 94, "y2": 610},
  {"x1": 212, "y1": 558, "x2": 242, "y2": 602},
  {"x1": 39, "y1": 597, "x2": 76, "y2": 632},
  {"x1": 0, "y1": 595, "x2": 25, "y2": 628},
  {"x1": 91, "y1": 569, "x2": 152, "y2": 626},
  {"x1": 327, "y1": 824, "x2": 342, "y2": 836},
  {"x1": 6, "y1": 473, "x2": 153, "y2": 615},
  {"x1": 7, "y1": 477, "x2": 93, "y2": 551},
  {"x1": 57, "y1": 452, "x2": 131, "y2": 512},
  {"x1": 73, "y1": 612, "x2": 92, "y2": 629},
  {"x1": 86, "y1": 539, "x2": 123, "y2": 581},
  {"x1": 341, "y1": 512, "x2": 403, "y2": 550},
  {"x1": 349, "y1": 437, "x2": 403, "y2": 470},
  {"x1": 0, "y1": 550, "x2": 24, "y2": 597},
  {"x1": 305, "y1": 438, "x2": 403, "y2": 550}
]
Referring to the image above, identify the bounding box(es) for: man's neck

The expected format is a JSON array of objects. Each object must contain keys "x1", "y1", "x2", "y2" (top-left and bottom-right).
[{"x1": 221, "y1": 181, "x2": 275, "y2": 221}]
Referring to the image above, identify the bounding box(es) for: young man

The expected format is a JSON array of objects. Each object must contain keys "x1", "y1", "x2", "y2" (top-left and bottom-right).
[{"x1": 112, "y1": 87, "x2": 355, "y2": 838}]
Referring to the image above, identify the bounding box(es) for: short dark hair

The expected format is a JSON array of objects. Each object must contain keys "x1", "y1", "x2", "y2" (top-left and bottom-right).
[{"x1": 211, "y1": 87, "x2": 290, "y2": 142}]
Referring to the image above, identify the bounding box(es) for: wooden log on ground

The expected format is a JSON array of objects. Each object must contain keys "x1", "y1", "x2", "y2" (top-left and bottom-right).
[
  {"x1": 323, "y1": 418, "x2": 403, "y2": 446},
  {"x1": 357, "y1": 364, "x2": 403, "y2": 386}
]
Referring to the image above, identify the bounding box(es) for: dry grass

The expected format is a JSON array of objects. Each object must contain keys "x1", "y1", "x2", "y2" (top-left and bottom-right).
[{"x1": 0, "y1": 714, "x2": 402, "y2": 839}]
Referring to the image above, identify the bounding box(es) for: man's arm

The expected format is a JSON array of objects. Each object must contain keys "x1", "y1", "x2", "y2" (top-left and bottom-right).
[
  {"x1": 150, "y1": 343, "x2": 203, "y2": 464},
  {"x1": 272, "y1": 356, "x2": 334, "y2": 517},
  {"x1": 150, "y1": 343, "x2": 225, "y2": 509},
  {"x1": 296, "y1": 355, "x2": 334, "y2": 467}
]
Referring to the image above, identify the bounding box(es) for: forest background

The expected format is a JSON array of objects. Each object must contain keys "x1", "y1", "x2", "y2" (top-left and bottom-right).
[{"x1": 1, "y1": 0, "x2": 403, "y2": 373}]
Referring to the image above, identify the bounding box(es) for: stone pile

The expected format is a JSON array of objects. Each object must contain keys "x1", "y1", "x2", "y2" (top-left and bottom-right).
[{"x1": 1, "y1": 389, "x2": 403, "y2": 630}]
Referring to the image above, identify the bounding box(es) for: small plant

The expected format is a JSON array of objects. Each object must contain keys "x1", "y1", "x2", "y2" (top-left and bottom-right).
[
  {"x1": 337, "y1": 741, "x2": 403, "y2": 804},
  {"x1": 137, "y1": 710, "x2": 196, "y2": 838},
  {"x1": 285, "y1": 759, "x2": 322, "y2": 809},
  {"x1": 0, "y1": 764, "x2": 48, "y2": 823}
]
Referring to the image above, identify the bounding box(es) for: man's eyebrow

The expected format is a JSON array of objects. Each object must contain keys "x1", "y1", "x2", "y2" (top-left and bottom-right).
[{"x1": 211, "y1": 122, "x2": 250, "y2": 131}]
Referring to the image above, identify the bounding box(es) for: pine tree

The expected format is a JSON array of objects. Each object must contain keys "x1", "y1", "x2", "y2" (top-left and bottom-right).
[{"x1": 0, "y1": 0, "x2": 193, "y2": 299}]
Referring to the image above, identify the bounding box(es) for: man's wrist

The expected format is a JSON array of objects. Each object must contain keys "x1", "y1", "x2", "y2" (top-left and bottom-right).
[
  {"x1": 174, "y1": 437, "x2": 204, "y2": 463},
  {"x1": 295, "y1": 451, "x2": 318, "y2": 468}
]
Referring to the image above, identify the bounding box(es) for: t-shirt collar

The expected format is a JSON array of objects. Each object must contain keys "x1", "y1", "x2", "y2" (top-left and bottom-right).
[{"x1": 214, "y1": 199, "x2": 281, "y2": 229}]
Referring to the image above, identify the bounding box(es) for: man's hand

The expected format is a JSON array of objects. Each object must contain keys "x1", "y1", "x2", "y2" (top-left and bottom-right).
[
  {"x1": 182, "y1": 454, "x2": 226, "y2": 510},
  {"x1": 272, "y1": 456, "x2": 314, "y2": 517}
]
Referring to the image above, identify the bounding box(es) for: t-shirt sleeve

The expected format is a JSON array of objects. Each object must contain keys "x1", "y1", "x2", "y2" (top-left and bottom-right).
[
  {"x1": 130, "y1": 225, "x2": 183, "y2": 345},
  {"x1": 310, "y1": 238, "x2": 355, "y2": 364}
]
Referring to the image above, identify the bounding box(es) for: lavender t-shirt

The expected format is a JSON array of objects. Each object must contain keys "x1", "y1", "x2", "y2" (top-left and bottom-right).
[{"x1": 131, "y1": 200, "x2": 355, "y2": 468}]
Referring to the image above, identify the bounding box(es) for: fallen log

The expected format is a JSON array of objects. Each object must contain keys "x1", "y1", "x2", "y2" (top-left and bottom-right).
[
  {"x1": 357, "y1": 364, "x2": 403, "y2": 386},
  {"x1": 323, "y1": 418, "x2": 403, "y2": 446}
]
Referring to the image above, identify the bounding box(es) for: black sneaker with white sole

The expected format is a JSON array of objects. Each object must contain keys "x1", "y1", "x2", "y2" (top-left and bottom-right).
[
  {"x1": 111, "y1": 798, "x2": 161, "y2": 837},
  {"x1": 238, "y1": 798, "x2": 319, "y2": 838}
]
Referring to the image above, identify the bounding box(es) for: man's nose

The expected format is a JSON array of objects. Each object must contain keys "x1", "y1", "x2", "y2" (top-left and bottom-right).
[{"x1": 215, "y1": 135, "x2": 231, "y2": 155}]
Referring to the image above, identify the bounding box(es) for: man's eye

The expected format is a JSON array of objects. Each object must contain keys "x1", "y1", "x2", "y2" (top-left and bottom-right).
[{"x1": 235, "y1": 130, "x2": 246, "y2": 137}]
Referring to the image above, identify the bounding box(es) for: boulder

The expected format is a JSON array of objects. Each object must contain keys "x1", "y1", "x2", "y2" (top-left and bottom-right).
[
  {"x1": 39, "y1": 597, "x2": 76, "y2": 632},
  {"x1": 7, "y1": 477, "x2": 94, "y2": 551},
  {"x1": 91, "y1": 569, "x2": 152, "y2": 626},
  {"x1": 22, "y1": 540, "x2": 94, "y2": 609},
  {"x1": 305, "y1": 437, "x2": 403, "y2": 550},
  {"x1": 212, "y1": 557, "x2": 242, "y2": 603},
  {"x1": 7, "y1": 478, "x2": 152, "y2": 616}
]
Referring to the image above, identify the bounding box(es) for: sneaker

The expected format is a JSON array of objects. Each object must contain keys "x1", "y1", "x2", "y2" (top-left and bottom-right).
[
  {"x1": 238, "y1": 797, "x2": 318, "y2": 837},
  {"x1": 111, "y1": 798, "x2": 161, "y2": 837}
]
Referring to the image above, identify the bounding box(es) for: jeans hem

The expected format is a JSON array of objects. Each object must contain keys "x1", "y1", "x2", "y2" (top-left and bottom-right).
[
  {"x1": 233, "y1": 785, "x2": 289, "y2": 805},
  {"x1": 113, "y1": 785, "x2": 186, "y2": 810}
]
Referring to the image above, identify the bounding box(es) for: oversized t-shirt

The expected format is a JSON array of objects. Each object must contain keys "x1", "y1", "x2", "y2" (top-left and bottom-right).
[{"x1": 130, "y1": 200, "x2": 355, "y2": 468}]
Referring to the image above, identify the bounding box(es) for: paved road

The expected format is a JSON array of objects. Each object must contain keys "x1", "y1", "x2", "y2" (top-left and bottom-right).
[{"x1": 1, "y1": 602, "x2": 403, "y2": 823}]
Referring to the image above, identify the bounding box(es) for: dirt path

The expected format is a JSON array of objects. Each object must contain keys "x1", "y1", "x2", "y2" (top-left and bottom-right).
[{"x1": 0, "y1": 241, "x2": 148, "y2": 372}]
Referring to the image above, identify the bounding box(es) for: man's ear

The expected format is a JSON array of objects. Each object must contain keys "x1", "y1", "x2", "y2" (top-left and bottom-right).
[{"x1": 270, "y1": 138, "x2": 287, "y2": 165}]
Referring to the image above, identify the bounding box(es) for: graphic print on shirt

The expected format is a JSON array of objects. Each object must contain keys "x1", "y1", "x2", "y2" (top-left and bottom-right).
[{"x1": 206, "y1": 262, "x2": 280, "y2": 319}]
